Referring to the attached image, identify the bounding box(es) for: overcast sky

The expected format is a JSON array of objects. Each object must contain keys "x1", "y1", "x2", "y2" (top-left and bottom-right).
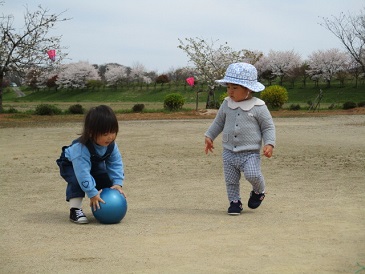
[{"x1": 3, "y1": 0, "x2": 364, "y2": 73}]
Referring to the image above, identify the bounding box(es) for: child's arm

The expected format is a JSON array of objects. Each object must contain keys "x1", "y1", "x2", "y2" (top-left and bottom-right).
[
  {"x1": 106, "y1": 144, "x2": 125, "y2": 187},
  {"x1": 67, "y1": 144, "x2": 99, "y2": 199},
  {"x1": 204, "y1": 101, "x2": 226, "y2": 153}
]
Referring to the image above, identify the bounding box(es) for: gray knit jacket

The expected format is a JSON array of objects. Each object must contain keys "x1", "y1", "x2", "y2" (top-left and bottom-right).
[{"x1": 205, "y1": 98, "x2": 276, "y2": 152}]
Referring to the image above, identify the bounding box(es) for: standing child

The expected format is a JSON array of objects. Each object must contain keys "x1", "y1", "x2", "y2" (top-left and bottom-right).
[
  {"x1": 56, "y1": 105, "x2": 125, "y2": 224},
  {"x1": 204, "y1": 63, "x2": 275, "y2": 215}
]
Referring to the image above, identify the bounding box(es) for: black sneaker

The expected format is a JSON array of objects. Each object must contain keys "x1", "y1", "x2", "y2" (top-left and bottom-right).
[
  {"x1": 70, "y1": 208, "x2": 89, "y2": 224},
  {"x1": 248, "y1": 191, "x2": 265, "y2": 209},
  {"x1": 228, "y1": 200, "x2": 243, "y2": 215}
]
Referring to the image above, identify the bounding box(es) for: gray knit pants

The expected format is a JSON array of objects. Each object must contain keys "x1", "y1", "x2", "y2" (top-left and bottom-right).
[{"x1": 222, "y1": 149, "x2": 265, "y2": 202}]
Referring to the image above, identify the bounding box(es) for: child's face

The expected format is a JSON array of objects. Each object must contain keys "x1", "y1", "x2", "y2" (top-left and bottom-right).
[
  {"x1": 95, "y1": 132, "x2": 117, "y2": 147},
  {"x1": 226, "y1": 83, "x2": 250, "y2": 102}
]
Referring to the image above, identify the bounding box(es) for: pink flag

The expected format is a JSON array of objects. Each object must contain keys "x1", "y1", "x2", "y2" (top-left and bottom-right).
[
  {"x1": 47, "y1": 50, "x2": 56, "y2": 61},
  {"x1": 186, "y1": 77, "x2": 195, "y2": 87}
]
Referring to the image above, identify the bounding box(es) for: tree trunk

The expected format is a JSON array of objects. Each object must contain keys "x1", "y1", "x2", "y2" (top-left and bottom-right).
[
  {"x1": 0, "y1": 74, "x2": 4, "y2": 112},
  {"x1": 195, "y1": 91, "x2": 199, "y2": 111}
]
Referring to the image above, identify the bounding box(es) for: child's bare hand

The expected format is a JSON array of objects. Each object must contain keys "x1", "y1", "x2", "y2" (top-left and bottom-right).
[
  {"x1": 90, "y1": 190, "x2": 105, "y2": 211},
  {"x1": 111, "y1": 185, "x2": 126, "y2": 198},
  {"x1": 205, "y1": 137, "x2": 214, "y2": 154},
  {"x1": 263, "y1": 145, "x2": 274, "y2": 158}
]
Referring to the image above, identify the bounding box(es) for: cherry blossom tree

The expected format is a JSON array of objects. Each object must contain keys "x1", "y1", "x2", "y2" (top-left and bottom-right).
[
  {"x1": 321, "y1": 8, "x2": 365, "y2": 73},
  {"x1": 56, "y1": 61, "x2": 100, "y2": 89},
  {"x1": 258, "y1": 50, "x2": 302, "y2": 86},
  {"x1": 0, "y1": 3, "x2": 69, "y2": 111},
  {"x1": 306, "y1": 48, "x2": 349, "y2": 87},
  {"x1": 129, "y1": 62, "x2": 152, "y2": 84},
  {"x1": 104, "y1": 64, "x2": 128, "y2": 87}
]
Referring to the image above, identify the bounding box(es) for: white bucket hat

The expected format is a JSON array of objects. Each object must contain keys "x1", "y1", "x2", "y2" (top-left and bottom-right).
[{"x1": 216, "y1": 62, "x2": 265, "y2": 92}]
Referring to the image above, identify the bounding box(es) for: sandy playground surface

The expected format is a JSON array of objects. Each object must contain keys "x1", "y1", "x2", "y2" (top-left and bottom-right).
[{"x1": 1, "y1": 114, "x2": 364, "y2": 274}]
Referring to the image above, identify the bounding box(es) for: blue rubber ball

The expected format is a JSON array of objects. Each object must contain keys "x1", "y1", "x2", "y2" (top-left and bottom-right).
[{"x1": 91, "y1": 188, "x2": 127, "y2": 224}]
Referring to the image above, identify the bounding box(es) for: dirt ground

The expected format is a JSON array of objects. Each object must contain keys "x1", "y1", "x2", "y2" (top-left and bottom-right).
[{"x1": 1, "y1": 112, "x2": 364, "y2": 274}]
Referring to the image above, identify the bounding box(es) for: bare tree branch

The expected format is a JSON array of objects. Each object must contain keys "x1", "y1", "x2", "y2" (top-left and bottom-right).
[
  {"x1": 0, "y1": 4, "x2": 71, "y2": 111},
  {"x1": 320, "y1": 8, "x2": 365, "y2": 73}
]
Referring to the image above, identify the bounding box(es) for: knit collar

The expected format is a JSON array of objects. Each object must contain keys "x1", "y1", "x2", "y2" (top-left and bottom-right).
[{"x1": 225, "y1": 97, "x2": 265, "y2": 111}]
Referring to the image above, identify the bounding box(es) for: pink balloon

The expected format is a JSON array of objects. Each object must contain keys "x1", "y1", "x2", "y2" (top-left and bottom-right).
[
  {"x1": 47, "y1": 50, "x2": 56, "y2": 61},
  {"x1": 186, "y1": 77, "x2": 195, "y2": 87}
]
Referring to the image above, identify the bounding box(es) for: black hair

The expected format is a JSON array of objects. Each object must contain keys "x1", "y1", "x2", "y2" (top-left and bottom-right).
[{"x1": 79, "y1": 105, "x2": 119, "y2": 144}]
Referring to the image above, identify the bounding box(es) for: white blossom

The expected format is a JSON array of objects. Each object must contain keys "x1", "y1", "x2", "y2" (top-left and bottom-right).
[
  {"x1": 259, "y1": 50, "x2": 302, "y2": 84},
  {"x1": 104, "y1": 64, "x2": 127, "y2": 86},
  {"x1": 56, "y1": 61, "x2": 100, "y2": 89},
  {"x1": 306, "y1": 48, "x2": 349, "y2": 84}
]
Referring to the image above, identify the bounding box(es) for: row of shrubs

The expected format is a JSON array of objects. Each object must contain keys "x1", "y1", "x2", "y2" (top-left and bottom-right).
[
  {"x1": 288, "y1": 101, "x2": 365, "y2": 111},
  {"x1": 3, "y1": 92, "x2": 365, "y2": 115},
  {"x1": 294, "y1": 101, "x2": 365, "y2": 110},
  {"x1": 2, "y1": 104, "x2": 86, "y2": 115},
  {"x1": 3, "y1": 93, "x2": 186, "y2": 115}
]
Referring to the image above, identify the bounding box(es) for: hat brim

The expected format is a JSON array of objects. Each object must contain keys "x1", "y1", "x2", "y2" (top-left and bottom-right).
[{"x1": 216, "y1": 78, "x2": 265, "y2": 92}]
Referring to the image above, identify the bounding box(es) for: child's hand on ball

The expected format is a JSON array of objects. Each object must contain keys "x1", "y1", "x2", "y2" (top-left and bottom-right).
[
  {"x1": 90, "y1": 190, "x2": 105, "y2": 211},
  {"x1": 111, "y1": 185, "x2": 126, "y2": 198}
]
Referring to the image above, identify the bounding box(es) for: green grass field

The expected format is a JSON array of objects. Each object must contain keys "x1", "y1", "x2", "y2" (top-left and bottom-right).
[{"x1": 2, "y1": 79, "x2": 365, "y2": 112}]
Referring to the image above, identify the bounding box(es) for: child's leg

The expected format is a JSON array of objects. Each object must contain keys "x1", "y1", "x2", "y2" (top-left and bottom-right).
[
  {"x1": 243, "y1": 153, "x2": 265, "y2": 194},
  {"x1": 61, "y1": 165, "x2": 88, "y2": 223},
  {"x1": 62, "y1": 165, "x2": 86, "y2": 202},
  {"x1": 223, "y1": 150, "x2": 241, "y2": 201},
  {"x1": 69, "y1": 197, "x2": 83, "y2": 209}
]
